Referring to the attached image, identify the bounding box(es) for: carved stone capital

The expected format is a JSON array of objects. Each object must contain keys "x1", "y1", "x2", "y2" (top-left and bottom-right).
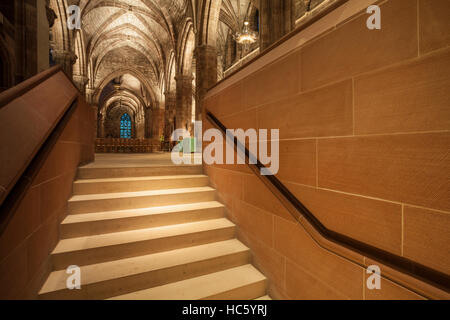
[
  {"x1": 174, "y1": 74, "x2": 193, "y2": 82},
  {"x1": 53, "y1": 50, "x2": 78, "y2": 65},
  {"x1": 73, "y1": 75, "x2": 89, "y2": 85}
]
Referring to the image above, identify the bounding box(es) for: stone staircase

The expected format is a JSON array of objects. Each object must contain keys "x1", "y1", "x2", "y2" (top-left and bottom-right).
[{"x1": 38, "y1": 162, "x2": 270, "y2": 300}]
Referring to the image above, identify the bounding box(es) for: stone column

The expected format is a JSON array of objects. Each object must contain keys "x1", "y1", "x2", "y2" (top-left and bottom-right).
[
  {"x1": 53, "y1": 49, "x2": 77, "y2": 78},
  {"x1": 195, "y1": 45, "x2": 217, "y2": 120},
  {"x1": 164, "y1": 91, "x2": 176, "y2": 140},
  {"x1": 175, "y1": 74, "x2": 193, "y2": 132},
  {"x1": 91, "y1": 105, "x2": 99, "y2": 138},
  {"x1": 85, "y1": 87, "x2": 95, "y2": 104},
  {"x1": 151, "y1": 108, "x2": 165, "y2": 140},
  {"x1": 144, "y1": 107, "x2": 152, "y2": 138},
  {"x1": 217, "y1": 53, "x2": 224, "y2": 81},
  {"x1": 260, "y1": 0, "x2": 296, "y2": 51},
  {"x1": 97, "y1": 108, "x2": 104, "y2": 138}
]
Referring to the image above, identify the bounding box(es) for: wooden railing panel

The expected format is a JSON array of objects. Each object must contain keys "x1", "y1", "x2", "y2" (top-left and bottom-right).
[{"x1": 95, "y1": 138, "x2": 161, "y2": 153}]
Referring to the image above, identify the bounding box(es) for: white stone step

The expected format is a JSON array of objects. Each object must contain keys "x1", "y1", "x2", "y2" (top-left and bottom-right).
[
  {"x1": 68, "y1": 187, "x2": 216, "y2": 214},
  {"x1": 73, "y1": 175, "x2": 210, "y2": 195},
  {"x1": 77, "y1": 165, "x2": 203, "y2": 179},
  {"x1": 52, "y1": 218, "x2": 236, "y2": 270},
  {"x1": 39, "y1": 239, "x2": 250, "y2": 300},
  {"x1": 109, "y1": 265, "x2": 267, "y2": 300},
  {"x1": 61, "y1": 201, "x2": 225, "y2": 238}
]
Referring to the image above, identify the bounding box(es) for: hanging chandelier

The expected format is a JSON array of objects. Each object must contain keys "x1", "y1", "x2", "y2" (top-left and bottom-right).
[{"x1": 235, "y1": 21, "x2": 258, "y2": 45}]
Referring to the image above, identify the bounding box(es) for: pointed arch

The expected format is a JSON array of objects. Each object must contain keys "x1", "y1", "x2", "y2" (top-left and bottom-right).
[
  {"x1": 196, "y1": 0, "x2": 222, "y2": 47},
  {"x1": 93, "y1": 68, "x2": 158, "y2": 108},
  {"x1": 177, "y1": 18, "x2": 196, "y2": 76},
  {"x1": 120, "y1": 113, "x2": 132, "y2": 138}
]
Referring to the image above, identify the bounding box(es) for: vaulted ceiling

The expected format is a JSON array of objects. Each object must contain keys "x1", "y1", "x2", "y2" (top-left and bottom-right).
[
  {"x1": 53, "y1": 0, "x2": 320, "y2": 107},
  {"x1": 75, "y1": 0, "x2": 190, "y2": 99}
]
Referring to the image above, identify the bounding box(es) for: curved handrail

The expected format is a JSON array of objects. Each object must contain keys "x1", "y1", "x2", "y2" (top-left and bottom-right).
[{"x1": 206, "y1": 110, "x2": 450, "y2": 298}]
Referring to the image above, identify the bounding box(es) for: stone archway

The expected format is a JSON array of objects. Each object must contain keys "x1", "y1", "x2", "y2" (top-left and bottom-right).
[
  {"x1": 96, "y1": 72, "x2": 155, "y2": 140},
  {"x1": 93, "y1": 68, "x2": 157, "y2": 108},
  {"x1": 103, "y1": 102, "x2": 137, "y2": 139}
]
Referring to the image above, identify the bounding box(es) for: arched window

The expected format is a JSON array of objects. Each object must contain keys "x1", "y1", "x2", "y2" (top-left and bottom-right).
[{"x1": 120, "y1": 113, "x2": 132, "y2": 139}]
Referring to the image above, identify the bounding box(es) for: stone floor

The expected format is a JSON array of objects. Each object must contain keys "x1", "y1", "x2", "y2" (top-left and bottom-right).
[{"x1": 82, "y1": 153, "x2": 203, "y2": 168}]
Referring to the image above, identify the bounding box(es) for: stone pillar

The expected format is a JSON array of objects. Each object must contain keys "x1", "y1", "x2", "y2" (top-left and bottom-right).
[
  {"x1": 195, "y1": 45, "x2": 217, "y2": 120},
  {"x1": 260, "y1": 0, "x2": 296, "y2": 51},
  {"x1": 53, "y1": 49, "x2": 77, "y2": 77},
  {"x1": 85, "y1": 87, "x2": 95, "y2": 104},
  {"x1": 151, "y1": 108, "x2": 165, "y2": 140},
  {"x1": 144, "y1": 107, "x2": 152, "y2": 138},
  {"x1": 175, "y1": 74, "x2": 193, "y2": 132},
  {"x1": 164, "y1": 91, "x2": 176, "y2": 140},
  {"x1": 97, "y1": 108, "x2": 105, "y2": 138},
  {"x1": 92, "y1": 105, "x2": 99, "y2": 138}
]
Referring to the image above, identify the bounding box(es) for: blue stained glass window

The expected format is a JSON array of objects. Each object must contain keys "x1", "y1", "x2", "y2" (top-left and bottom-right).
[{"x1": 120, "y1": 113, "x2": 132, "y2": 139}]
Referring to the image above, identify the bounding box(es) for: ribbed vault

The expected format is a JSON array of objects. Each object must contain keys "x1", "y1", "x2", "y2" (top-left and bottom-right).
[
  {"x1": 48, "y1": 0, "x2": 301, "y2": 139},
  {"x1": 78, "y1": 0, "x2": 189, "y2": 101}
]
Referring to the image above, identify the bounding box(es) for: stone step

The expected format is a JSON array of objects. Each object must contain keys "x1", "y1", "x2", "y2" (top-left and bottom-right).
[
  {"x1": 61, "y1": 201, "x2": 225, "y2": 238},
  {"x1": 109, "y1": 264, "x2": 267, "y2": 300},
  {"x1": 77, "y1": 165, "x2": 203, "y2": 179},
  {"x1": 68, "y1": 187, "x2": 216, "y2": 214},
  {"x1": 73, "y1": 175, "x2": 210, "y2": 195},
  {"x1": 52, "y1": 218, "x2": 236, "y2": 270},
  {"x1": 39, "y1": 239, "x2": 250, "y2": 300}
]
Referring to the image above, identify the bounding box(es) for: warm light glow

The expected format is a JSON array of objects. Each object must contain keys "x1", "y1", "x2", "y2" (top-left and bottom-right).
[{"x1": 235, "y1": 21, "x2": 258, "y2": 45}]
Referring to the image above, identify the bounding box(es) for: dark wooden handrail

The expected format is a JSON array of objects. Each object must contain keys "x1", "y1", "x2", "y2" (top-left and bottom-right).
[{"x1": 206, "y1": 110, "x2": 450, "y2": 298}]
